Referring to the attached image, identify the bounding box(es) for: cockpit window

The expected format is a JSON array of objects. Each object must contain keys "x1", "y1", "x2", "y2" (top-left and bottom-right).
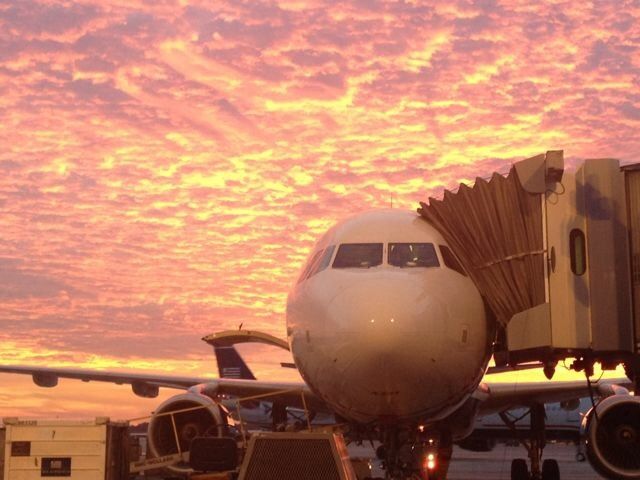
[
  {"x1": 308, "y1": 245, "x2": 336, "y2": 279},
  {"x1": 333, "y1": 243, "x2": 383, "y2": 269},
  {"x1": 297, "y1": 245, "x2": 338, "y2": 284},
  {"x1": 439, "y1": 245, "x2": 467, "y2": 276},
  {"x1": 388, "y1": 243, "x2": 439, "y2": 268},
  {"x1": 297, "y1": 249, "x2": 323, "y2": 284}
]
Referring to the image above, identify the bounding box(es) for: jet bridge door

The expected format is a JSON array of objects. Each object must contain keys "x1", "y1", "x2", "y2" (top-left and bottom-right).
[{"x1": 551, "y1": 159, "x2": 633, "y2": 353}]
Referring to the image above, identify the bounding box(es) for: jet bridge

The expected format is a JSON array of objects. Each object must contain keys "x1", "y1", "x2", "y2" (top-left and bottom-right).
[{"x1": 418, "y1": 151, "x2": 640, "y2": 383}]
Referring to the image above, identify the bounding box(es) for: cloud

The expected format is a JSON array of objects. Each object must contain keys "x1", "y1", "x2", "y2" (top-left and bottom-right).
[
  {"x1": 1, "y1": 0, "x2": 640, "y2": 417},
  {"x1": 620, "y1": 101, "x2": 640, "y2": 120},
  {"x1": 0, "y1": 258, "x2": 76, "y2": 299},
  {"x1": 1, "y1": 2, "x2": 100, "y2": 35}
]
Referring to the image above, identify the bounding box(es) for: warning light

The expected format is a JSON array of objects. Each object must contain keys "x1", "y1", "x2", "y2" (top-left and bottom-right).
[{"x1": 424, "y1": 453, "x2": 436, "y2": 470}]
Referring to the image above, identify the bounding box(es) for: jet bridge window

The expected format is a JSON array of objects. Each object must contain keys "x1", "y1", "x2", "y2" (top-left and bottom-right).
[
  {"x1": 333, "y1": 243, "x2": 383, "y2": 269},
  {"x1": 388, "y1": 243, "x2": 440, "y2": 268},
  {"x1": 570, "y1": 228, "x2": 587, "y2": 276}
]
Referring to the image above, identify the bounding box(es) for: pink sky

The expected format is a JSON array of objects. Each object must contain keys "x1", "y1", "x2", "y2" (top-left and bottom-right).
[{"x1": 1, "y1": 0, "x2": 639, "y2": 420}]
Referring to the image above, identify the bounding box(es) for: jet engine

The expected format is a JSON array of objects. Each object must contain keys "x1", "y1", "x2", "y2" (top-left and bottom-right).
[
  {"x1": 583, "y1": 395, "x2": 640, "y2": 480},
  {"x1": 147, "y1": 392, "x2": 229, "y2": 473}
]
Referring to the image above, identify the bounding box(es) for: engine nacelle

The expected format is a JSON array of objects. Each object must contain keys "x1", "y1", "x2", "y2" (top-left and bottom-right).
[
  {"x1": 583, "y1": 395, "x2": 640, "y2": 479},
  {"x1": 147, "y1": 392, "x2": 229, "y2": 473},
  {"x1": 33, "y1": 373, "x2": 58, "y2": 388},
  {"x1": 131, "y1": 381, "x2": 159, "y2": 398}
]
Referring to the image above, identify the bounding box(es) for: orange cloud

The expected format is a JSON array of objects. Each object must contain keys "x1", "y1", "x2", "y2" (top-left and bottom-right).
[{"x1": 0, "y1": 0, "x2": 639, "y2": 418}]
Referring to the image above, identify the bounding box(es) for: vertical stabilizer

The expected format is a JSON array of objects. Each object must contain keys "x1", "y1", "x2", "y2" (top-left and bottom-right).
[{"x1": 214, "y1": 345, "x2": 257, "y2": 380}]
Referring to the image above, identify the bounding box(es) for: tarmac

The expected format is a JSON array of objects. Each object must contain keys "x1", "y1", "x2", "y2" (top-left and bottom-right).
[
  {"x1": 349, "y1": 443, "x2": 604, "y2": 480},
  {"x1": 138, "y1": 441, "x2": 604, "y2": 479},
  {"x1": 350, "y1": 442, "x2": 604, "y2": 479},
  {"x1": 447, "y1": 443, "x2": 603, "y2": 480}
]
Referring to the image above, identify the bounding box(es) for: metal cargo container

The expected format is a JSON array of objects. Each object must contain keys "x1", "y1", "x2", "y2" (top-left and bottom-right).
[{"x1": 2, "y1": 417, "x2": 128, "y2": 480}]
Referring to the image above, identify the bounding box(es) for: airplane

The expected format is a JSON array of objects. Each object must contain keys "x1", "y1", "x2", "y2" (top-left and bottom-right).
[
  {"x1": 216, "y1": 343, "x2": 595, "y2": 463},
  {"x1": 458, "y1": 397, "x2": 593, "y2": 461},
  {"x1": 216, "y1": 343, "x2": 594, "y2": 461},
  {"x1": 212, "y1": 343, "x2": 335, "y2": 429},
  {"x1": 0, "y1": 209, "x2": 638, "y2": 480}
]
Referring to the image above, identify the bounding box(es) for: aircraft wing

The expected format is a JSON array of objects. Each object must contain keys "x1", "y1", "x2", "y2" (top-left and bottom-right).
[
  {"x1": 479, "y1": 377, "x2": 633, "y2": 415},
  {"x1": 0, "y1": 365, "x2": 214, "y2": 391},
  {"x1": 0, "y1": 364, "x2": 327, "y2": 411},
  {"x1": 2, "y1": 364, "x2": 629, "y2": 419},
  {"x1": 484, "y1": 363, "x2": 543, "y2": 375},
  {"x1": 198, "y1": 377, "x2": 327, "y2": 412}
]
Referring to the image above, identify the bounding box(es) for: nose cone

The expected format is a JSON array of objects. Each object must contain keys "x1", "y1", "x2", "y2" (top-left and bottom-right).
[
  {"x1": 298, "y1": 272, "x2": 487, "y2": 422},
  {"x1": 322, "y1": 275, "x2": 453, "y2": 418},
  {"x1": 288, "y1": 266, "x2": 488, "y2": 423},
  {"x1": 327, "y1": 274, "x2": 447, "y2": 338}
]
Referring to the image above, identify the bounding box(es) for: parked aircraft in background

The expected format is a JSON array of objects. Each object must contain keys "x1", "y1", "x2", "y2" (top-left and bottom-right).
[
  {"x1": 459, "y1": 398, "x2": 593, "y2": 462},
  {"x1": 0, "y1": 210, "x2": 637, "y2": 480},
  {"x1": 212, "y1": 343, "x2": 334, "y2": 429}
]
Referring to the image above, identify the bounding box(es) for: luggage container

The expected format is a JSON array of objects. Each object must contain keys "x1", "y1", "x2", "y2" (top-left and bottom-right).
[
  {"x1": 2, "y1": 417, "x2": 128, "y2": 480},
  {"x1": 1, "y1": 425, "x2": 5, "y2": 480}
]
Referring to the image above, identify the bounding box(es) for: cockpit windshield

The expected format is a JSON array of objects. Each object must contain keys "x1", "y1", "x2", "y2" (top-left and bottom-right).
[
  {"x1": 333, "y1": 243, "x2": 383, "y2": 269},
  {"x1": 388, "y1": 243, "x2": 439, "y2": 268},
  {"x1": 308, "y1": 245, "x2": 336, "y2": 279},
  {"x1": 297, "y1": 245, "x2": 337, "y2": 284},
  {"x1": 297, "y1": 249, "x2": 324, "y2": 283}
]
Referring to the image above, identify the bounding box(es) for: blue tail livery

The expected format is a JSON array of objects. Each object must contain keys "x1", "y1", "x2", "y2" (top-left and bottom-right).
[{"x1": 213, "y1": 345, "x2": 256, "y2": 380}]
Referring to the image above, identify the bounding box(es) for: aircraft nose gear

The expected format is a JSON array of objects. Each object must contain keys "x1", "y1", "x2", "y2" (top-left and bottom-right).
[
  {"x1": 379, "y1": 426, "x2": 453, "y2": 479},
  {"x1": 500, "y1": 403, "x2": 561, "y2": 480}
]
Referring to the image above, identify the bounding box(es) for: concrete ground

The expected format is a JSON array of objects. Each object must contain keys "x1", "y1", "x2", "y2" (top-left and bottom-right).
[
  {"x1": 139, "y1": 442, "x2": 606, "y2": 479},
  {"x1": 447, "y1": 443, "x2": 604, "y2": 480},
  {"x1": 350, "y1": 442, "x2": 605, "y2": 479}
]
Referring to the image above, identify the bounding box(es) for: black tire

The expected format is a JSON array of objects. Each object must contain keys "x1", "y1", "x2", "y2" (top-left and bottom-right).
[
  {"x1": 542, "y1": 459, "x2": 560, "y2": 480},
  {"x1": 511, "y1": 458, "x2": 529, "y2": 480}
]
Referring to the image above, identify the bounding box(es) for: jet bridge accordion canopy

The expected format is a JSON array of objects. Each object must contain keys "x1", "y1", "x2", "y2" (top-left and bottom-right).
[
  {"x1": 418, "y1": 159, "x2": 547, "y2": 329},
  {"x1": 419, "y1": 151, "x2": 638, "y2": 365}
]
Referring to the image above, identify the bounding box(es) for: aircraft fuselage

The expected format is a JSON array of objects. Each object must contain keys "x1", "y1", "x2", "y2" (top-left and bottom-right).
[{"x1": 286, "y1": 210, "x2": 491, "y2": 424}]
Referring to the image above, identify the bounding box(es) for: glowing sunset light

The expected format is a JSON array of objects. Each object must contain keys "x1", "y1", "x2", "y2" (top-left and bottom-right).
[{"x1": 1, "y1": 0, "x2": 639, "y2": 419}]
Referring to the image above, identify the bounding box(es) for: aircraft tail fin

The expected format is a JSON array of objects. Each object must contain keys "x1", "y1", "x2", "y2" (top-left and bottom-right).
[{"x1": 214, "y1": 345, "x2": 257, "y2": 380}]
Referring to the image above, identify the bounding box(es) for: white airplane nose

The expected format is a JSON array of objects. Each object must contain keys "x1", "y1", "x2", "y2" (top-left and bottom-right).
[
  {"x1": 286, "y1": 210, "x2": 489, "y2": 424},
  {"x1": 327, "y1": 274, "x2": 448, "y2": 338},
  {"x1": 319, "y1": 274, "x2": 459, "y2": 418}
]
